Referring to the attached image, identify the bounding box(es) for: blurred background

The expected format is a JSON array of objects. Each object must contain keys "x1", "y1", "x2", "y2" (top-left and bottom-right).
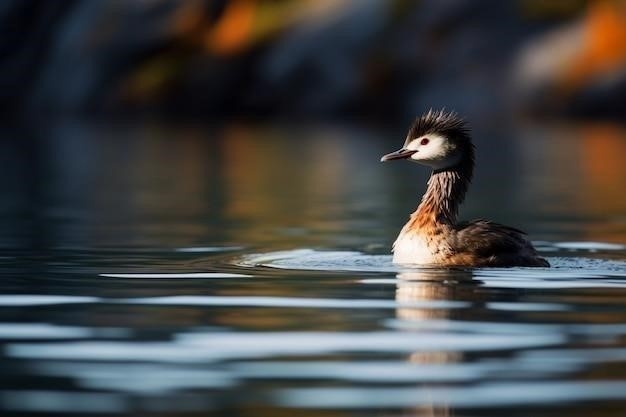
[
  {"x1": 2, "y1": 0, "x2": 626, "y2": 251},
  {"x1": 3, "y1": 0, "x2": 626, "y2": 122}
]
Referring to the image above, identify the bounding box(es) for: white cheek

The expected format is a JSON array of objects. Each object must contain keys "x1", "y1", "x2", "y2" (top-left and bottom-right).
[
  {"x1": 407, "y1": 134, "x2": 446, "y2": 159},
  {"x1": 407, "y1": 134, "x2": 460, "y2": 169},
  {"x1": 410, "y1": 146, "x2": 446, "y2": 161},
  {"x1": 405, "y1": 140, "x2": 421, "y2": 151}
]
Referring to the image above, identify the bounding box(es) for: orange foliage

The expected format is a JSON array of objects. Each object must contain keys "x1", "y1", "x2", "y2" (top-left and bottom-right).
[
  {"x1": 206, "y1": 0, "x2": 256, "y2": 56},
  {"x1": 562, "y1": 0, "x2": 626, "y2": 90}
]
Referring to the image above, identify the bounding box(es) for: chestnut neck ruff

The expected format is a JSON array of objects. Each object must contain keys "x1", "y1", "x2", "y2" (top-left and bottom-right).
[{"x1": 412, "y1": 144, "x2": 474, "y2": 229}]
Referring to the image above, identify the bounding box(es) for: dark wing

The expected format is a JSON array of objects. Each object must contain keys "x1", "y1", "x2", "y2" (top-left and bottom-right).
[{"x1": 452, "y1": 219, "x2": 548, "y2": 267}]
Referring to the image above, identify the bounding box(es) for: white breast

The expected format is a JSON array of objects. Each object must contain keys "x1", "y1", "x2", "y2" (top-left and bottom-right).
[{"x1": 392, "y1": 230, "x2": 440, "y2": 265}]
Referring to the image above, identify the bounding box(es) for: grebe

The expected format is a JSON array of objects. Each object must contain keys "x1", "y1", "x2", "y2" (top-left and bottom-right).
[{"x1": 381, "y1": 110, "x2": 549, "y2": 267}]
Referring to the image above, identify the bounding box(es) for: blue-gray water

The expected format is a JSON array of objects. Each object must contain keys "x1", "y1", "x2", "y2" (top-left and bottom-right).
[{"x1": 1, "y1": 121, "x2": 626, "y2": 416}]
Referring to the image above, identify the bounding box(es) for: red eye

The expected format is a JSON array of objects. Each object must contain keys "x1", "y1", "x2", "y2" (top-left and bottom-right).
[{"x1": 420, "y1": 138, "x2": 429, "y2": 145}]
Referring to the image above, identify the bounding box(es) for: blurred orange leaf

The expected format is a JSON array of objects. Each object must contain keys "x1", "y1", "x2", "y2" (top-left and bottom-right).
[{"x1": 206, "y1": 0, "x2": 256, "y2": 56}]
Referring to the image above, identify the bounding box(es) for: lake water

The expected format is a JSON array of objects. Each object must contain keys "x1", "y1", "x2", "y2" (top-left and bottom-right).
[{"x1": 1, "y1": 120, "x2": 626, "y2": 416}]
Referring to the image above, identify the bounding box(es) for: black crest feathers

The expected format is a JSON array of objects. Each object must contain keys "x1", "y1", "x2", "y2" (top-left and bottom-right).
[{"x1": 405, "y1": 109, "x2": 470, "y2": 146}]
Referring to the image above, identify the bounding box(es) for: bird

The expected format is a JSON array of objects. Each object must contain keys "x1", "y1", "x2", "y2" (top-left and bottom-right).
[{"x1": 381, "y1": 110, "x2": 549, "y2": 267}]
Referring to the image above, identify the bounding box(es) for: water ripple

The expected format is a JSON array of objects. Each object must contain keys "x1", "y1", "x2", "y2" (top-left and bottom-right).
[
  {"x1": 238, "y1": 248, "x2": 626, "y2": 275},
  {"x1": 121, "y1": 295, "x2": 467, "y2": 309},
  {"x1": 0, "y1": 323, "x2": 92, "y2": 339},
  {"x1": 0, "y1": 295, "x2": 99, "y2": 307},
  {"x1": 99, "y1": 272, "x2": 252, "y2": 279},
  {"x1": 275, "y1": 381, "x2": 626, "y2": 409},
  {"x1": 6, "y1": 330, "x2": 564, "y2": 363}
]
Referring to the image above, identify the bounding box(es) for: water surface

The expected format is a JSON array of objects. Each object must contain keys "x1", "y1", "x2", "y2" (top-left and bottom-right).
[{"x1": 1, "y1": 121, "x2": 626, "y2": 416}]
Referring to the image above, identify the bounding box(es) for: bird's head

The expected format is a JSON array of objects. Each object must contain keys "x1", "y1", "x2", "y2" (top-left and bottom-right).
[{"x1": 381, "y1": 110, "x2": 473, "y2": 171}]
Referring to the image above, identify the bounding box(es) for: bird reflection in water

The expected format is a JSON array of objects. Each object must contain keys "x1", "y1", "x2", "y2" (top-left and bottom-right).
[{"x1": 395, "y1": 268, "x2": 478, "y2": 417}]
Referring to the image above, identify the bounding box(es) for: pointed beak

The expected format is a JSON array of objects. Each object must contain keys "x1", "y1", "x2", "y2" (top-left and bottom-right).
[{"x1": 380, "y1": 148, "x2": 416, "y2": 162}]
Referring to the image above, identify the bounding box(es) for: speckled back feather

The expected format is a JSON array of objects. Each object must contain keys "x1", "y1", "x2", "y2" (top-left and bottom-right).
[{"x1": 452, "y1": 220, "x2": 549, "y2": 267}]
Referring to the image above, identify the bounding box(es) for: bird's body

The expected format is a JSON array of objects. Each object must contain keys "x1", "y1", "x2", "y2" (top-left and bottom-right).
[{"x1": 382, "y1": 110, "x2": 549, "y2": 268}]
